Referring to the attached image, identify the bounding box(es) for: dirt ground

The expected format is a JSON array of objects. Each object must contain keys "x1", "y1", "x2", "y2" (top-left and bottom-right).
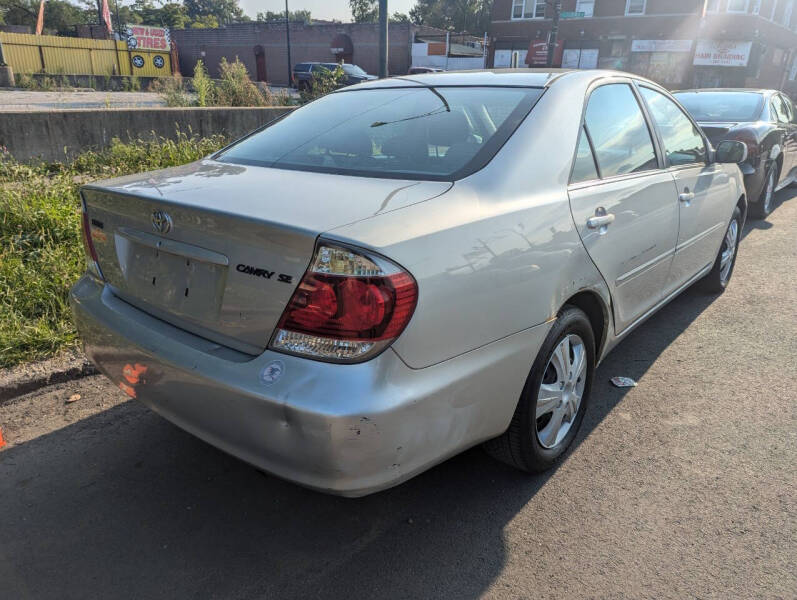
[{"x1": 1, "y1": 188, "x2": 796, "y2": 599}]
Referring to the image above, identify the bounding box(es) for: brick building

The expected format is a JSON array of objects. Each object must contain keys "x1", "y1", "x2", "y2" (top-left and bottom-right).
[
  {"x1": 171, "y1": 22, "x2": 447, "y2": 85},
  {"x1": 489, "y1": 0, "x2": 797, "y2": 95}
]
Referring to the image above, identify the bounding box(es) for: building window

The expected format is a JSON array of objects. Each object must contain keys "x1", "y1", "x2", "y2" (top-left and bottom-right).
[
  {"x1": 625, "y1": 0, "x2": 646, "y2": 16},
  {"x1": 783, "y1": 0, "x2": 794, "y2": 26},
  {"x1": 511, "y1": 0, "x2": 546, "y2": 19},
  {"x1": 752, "y1": 0, "x2": 762, "y2": 13},
  {"x1": 726, "y1": 0, "x2": 749, "y2": 13},
  {"x1": 576, "y1": 0, "x2": 595, "y2": 17},
  {"x1": 705, "y1": 0, "x2": 720, "y2": 12}
]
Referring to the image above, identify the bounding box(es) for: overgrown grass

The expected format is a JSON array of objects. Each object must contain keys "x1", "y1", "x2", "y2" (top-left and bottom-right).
[{"x1": 0, "y1": 133, "x2": 227, "y2": 367}]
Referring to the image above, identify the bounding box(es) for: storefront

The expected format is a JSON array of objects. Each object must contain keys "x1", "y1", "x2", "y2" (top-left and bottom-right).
[{"x1": 691, "y1": 40, "x2": 755, "y2": 88}]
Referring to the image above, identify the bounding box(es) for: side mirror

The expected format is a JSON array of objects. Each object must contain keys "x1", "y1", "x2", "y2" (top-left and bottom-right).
[{"x1": 715, "y1": 140, "x2": 748, "y2": 164}]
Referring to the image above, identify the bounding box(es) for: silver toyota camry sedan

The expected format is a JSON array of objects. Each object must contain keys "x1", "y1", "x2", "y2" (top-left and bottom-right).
[{"x1": 71, "y1": 70, "x2": 748, "y2": 496}]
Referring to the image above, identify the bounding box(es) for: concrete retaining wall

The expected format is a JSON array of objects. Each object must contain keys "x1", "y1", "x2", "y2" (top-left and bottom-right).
[{"x1": 0, "y1": 106, "x2": 294, "y2": 163}]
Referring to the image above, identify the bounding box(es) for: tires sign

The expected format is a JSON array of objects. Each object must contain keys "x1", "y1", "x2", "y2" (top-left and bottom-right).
[
  {"x1": 125, "y1": 25, "x2": 171, "y2": 51},
  {"x1": 153, "y1": 55, "x2": 165, "y2": 69},
  {"x1": 132, "y1": 55, "x2": 145, "y2": 68}
]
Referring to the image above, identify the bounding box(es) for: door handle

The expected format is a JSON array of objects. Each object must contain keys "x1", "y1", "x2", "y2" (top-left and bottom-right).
[
  {"x1": 679, "y1": 191, "x2": 695, "y2": 203},
  {"x1": 586, "y1": 210, "x2": 615, "y2": 231}
]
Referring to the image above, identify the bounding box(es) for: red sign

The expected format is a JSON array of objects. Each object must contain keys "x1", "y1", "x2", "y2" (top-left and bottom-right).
[
  {"x1": 527, "y1": 41, "x2": 564, "y2": 66},
  {"x1": 126, "y1": 25, "x2": 171, "y2": 51}
]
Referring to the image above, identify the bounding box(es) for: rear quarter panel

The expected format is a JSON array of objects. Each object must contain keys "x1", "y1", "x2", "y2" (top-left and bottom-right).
[{"x1": 327, "y1": 75, "x2": 611, "y2": 369}]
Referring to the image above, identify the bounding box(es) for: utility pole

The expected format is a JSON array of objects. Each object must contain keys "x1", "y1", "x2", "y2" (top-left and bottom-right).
[
  {"x1": 378, "y1": 0, "x2": 388, "y2": 78},
  {"x1": 547, "y1": 0, "x2": 562, "y2": 67},
  {"x1": 285, "y1": 0, "x2": 292, "y2": 85}
]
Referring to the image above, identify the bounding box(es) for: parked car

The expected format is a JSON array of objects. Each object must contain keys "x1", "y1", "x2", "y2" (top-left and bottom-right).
[
  {"x1": 292, "y1": 61, "x2": 376, "y2": 90},
  {"x1": 72, "y1": 70, "x2": 748, "y2": 496},
  {"x1": 674, "y1": 88, "x2": 797, "y2": 218},
  {"x1": 408, "y1": 66, "x2": 444, "y2": 75}
]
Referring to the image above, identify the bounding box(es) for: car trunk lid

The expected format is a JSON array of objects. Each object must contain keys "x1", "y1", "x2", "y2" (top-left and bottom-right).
[
  {"x1": 696, "y1": 121, "x2": 740, "y2": 146},
  {"x1": 82, "y1": 160, "x2": 451, "y2": 354}
]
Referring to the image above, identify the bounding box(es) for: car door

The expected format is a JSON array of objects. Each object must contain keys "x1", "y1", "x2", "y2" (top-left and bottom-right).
[
  {"x1": 774, "y1": 93, "x2": 797, "y2": 184},
  {"x1": 637, "y1": 85, "x2": 732, "y2": 293},
  {"x1": 568, "y1": 81, "x2": 679, "y2": 334}
]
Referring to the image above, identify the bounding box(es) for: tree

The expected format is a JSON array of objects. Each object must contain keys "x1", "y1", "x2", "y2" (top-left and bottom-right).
[
  {"x1": 0, "y1": 0, "x2": 92, "y2": 34},
  {"x1": 390, "y1": 11, "x2": 410, "y2": 22},
  {"x1": 410, "y1": 0, "x2": 493, "y2": 33},
  {"x1": 349, "y1": 0, "x2": 377, "y2": 23},
  {"x1": 184, "y1": 0, "x2": 247, "y2": 26},
  {"x1": 256, "y1": 9, "x2": 311, "y2": 24}
]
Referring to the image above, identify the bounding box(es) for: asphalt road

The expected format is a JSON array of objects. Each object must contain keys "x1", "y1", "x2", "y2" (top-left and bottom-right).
[{"x1": 1, "y1": 188, "x2": 796, "y2": 599}]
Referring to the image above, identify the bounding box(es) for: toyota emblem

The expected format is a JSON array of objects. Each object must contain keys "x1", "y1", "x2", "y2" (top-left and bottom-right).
[{"x1": 151, "y1": 210, "x2": 172, "y2": 234}]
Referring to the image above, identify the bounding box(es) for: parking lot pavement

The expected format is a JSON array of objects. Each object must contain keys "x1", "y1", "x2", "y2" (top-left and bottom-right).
[{"x1": 1, "y1": 188, "x2": 795, "y2": 599}]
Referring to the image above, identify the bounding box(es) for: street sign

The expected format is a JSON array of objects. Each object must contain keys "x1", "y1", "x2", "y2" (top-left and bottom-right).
[{"x1": 560, "y1": 11, "x2": 586, "y2": 18}]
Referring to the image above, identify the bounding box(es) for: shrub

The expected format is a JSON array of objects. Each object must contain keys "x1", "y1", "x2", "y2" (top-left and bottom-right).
[
  {"x1": 151, "y1": 74, "x2": 192, "y2": 107},
  {"x1": 215, "y1": 57, "x2": 265, "y2": 107},
  {"x1": 299, "y1": 64, "x2": 345, "y2": 103},
  {"x1": 192, "y1": 60, "x2": 214, "y2": 107}
]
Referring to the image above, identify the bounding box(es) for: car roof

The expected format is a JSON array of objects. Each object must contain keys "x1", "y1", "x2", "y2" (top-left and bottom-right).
[
  {"x1": 674, "y1": 88, "x2": 772, "y2": 95},
  {"x1": 348, "y1": 68, "x2": 662, "y2": 90}
]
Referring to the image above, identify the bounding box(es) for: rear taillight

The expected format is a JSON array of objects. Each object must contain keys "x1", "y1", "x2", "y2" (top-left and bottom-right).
[
  {"x1": 80, "y1": 196, "x2": 103, "y2": 280},
  {"x1": 270, "y1": 242, "x2": 418, "y2": 362}
]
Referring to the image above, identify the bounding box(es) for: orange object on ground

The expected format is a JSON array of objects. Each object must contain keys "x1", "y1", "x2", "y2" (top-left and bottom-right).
[
  {"x1": 118, "y1": 381, "x2": 137, "y2": 399},
  {"x1": 0, "y1": 426, "x2": 7, "y2": 448},
  {"x1": 122, "y1": 363, "x2": 148, "y2": 385}
]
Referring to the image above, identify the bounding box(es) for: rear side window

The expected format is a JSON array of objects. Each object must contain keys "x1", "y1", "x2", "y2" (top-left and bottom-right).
[
  {"x1": 640, "y1": 87, "x2": 707, "y2": 166},
  {"x1": 571, "y1": 126, "x2": 599, "y2": 183},
  {"x1": 584, "y1": 84, "x2": 658, "y2": 178},
  {"x1": 217, "y1": 86, "x2": 543, "y2": 181},
  {"x1": 771, "y1": 94, "x2": 791, "y2": 124}
]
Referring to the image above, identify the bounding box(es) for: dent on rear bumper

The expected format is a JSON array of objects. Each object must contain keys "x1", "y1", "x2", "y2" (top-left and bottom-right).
[{"x1": 70, "y1": 275, "x2": 550, "y2": 496}]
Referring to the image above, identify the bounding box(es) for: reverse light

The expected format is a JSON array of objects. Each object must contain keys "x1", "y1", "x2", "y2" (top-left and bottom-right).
[
  {"x1": 80, "y1": 195, "x2": 104, "y2": 280},
  {"x1": 269, "y1": 243, "x2": 418, "y2": 362}
]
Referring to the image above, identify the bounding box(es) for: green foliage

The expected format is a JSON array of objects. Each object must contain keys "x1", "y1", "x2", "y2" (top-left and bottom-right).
[
  {"x1": 299, "y1": 64, "x2": 345, "y2": 103},
  {"x1": 256, "y1": 9, "x2": 312, "y2": 23},
  {"x1": 214, "y1": 57, "x2": 264, "y2": 106},
  {"x1": 0, "y1": 133, "x2": 228, "y2": 367},
  {"x1": 149, "y1": 73, "x2": 191, "y2": 106},
  {"x1": 390, "y1": 12, "x2": 410, "y2": 23},
  {"x1": 184, "y1": 0, "x2": 246, "y2": 26},
  {"x1": 410, "y1": 0, "x2": 493, "y2": 33},
  {"x1": 192, "y1": 59, "x2": 214, "y2": 107},
  {"x1": 349, "y1": 0, "x2": 378, "y2": 23}
]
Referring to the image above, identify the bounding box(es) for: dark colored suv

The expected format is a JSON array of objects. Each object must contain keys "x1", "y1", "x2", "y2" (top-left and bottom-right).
[{"x1": 292, "y1": 62, "x2": 376, "y2": 90}]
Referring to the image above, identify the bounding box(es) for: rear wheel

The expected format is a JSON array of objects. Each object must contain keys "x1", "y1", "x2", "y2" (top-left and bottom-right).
[
  {"x1": 699, "y1": 205, "x2": 741, "y2": 294},
  {"x1": 484, "y1": 306, "x2": 595, "y2": 472},
  {"x1": 750, "y1": 164, "x2": 776, "y2": 219}
]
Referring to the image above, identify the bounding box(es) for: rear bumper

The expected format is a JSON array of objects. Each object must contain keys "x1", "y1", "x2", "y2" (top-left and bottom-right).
[{"x1": 70, "y1": 275, "x2": 548, "y2": 496}]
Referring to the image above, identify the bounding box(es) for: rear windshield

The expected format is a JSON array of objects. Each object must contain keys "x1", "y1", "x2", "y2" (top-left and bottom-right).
[
  {"x1": 294, "y1": 63, "x2": 311, "y2": 72},
  {"x1": 674, "y1": 92, "x2": 764, "y2": 122},
  {"x1": 217, "y1": 86, "x2": 543, "y2": 180}
]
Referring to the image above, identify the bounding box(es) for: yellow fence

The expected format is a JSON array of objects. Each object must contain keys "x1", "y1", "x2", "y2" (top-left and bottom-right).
[{"x1": 0, "y1": 32, "x2": 171, "y2": 77}]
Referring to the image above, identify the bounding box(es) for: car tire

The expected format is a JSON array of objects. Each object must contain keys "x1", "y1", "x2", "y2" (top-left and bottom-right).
[
  {"x1": 699, "y1": 205, "x2": 742, "y2": 294},
  {"x1": 484, "y1": 305, "x2": 595, "y2": 473},
  {"x1": 750, "y1": 164, "x2": 776, "y2": 219}
]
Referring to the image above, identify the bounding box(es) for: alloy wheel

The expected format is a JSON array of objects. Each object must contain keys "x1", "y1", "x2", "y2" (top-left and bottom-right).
[
  {"x1": 719, "y1": 217, "x2": 739, "y2": 283},
  {"x1": 536, "y1": 334, "x2": 587, "y2": 449},
  {"x1": 763, "y1": 168, "x2": 775, "y2": 214}
]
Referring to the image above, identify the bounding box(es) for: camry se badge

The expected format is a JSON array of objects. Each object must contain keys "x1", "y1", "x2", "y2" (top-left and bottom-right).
[
  {"x1": 151, "y1": 210, "x2": 172, "y2": 234},
  {"x1": 236, "y1": 264, "x2": 293, "y2": 284}
]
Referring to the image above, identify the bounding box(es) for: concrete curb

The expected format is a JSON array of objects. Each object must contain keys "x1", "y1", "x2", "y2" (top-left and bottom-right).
[{"x1": 0, "y1": 351, "x2": 97, "y2": 403}]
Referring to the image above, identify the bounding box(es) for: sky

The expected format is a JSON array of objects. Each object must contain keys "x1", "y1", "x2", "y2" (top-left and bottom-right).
[{"x1": 239, "y1": 0, "x2": 416, "y2": 22}]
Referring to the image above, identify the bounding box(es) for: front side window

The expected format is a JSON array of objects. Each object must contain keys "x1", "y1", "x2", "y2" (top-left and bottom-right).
[
  {"x1": 625, "y1": 0, "x2": 646, "y2": 15},
  {"x1": 218, "y1": 86, "x2": 543, "y2": 181},
  {"x1": 640, "y1": 87, "x2": 707, "y2": 166},
  {"x1": 705, "y1": 0, "x2": 719, "y2": 11},
  {"x1": 726, "y1": 0, "x2": 749, "y2": 12},
  {"x1": 771, "y1": 94, "x2": 791, "y2": 123},
  {"x1": 571, "y1": 126, "x2": 600, "y2": 183},
  {"x1": 783, "y1": 0, "x2": 794, "y2": 26},
  {"x1": 583, "y1": 84, "x2": 658, "y2": 177}
]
